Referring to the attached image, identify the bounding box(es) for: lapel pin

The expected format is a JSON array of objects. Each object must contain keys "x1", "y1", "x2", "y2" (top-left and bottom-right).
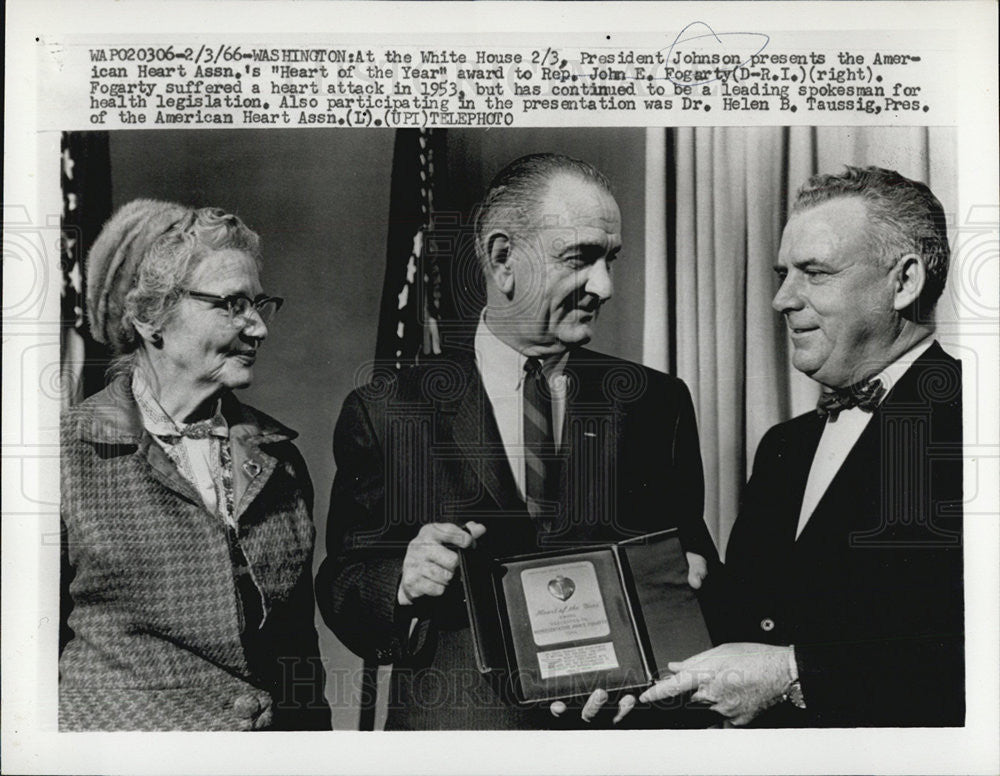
[{"x1": 242, "y1": 460, "x2": 262, "y2": 477}]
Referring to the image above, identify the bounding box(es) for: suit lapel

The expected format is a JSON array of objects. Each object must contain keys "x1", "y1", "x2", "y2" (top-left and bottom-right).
[
  {"x1": 76, "y1": 378, "x2": 206, "y2": 508},
  {"x1": 552, "y1": 350, "x2": 620, "y2": 541},
  {"x1": 794, "y1": 414, "x2": 872, "y2": 544},
  {"x1": 765, "y1": 414, "x2": 825, "y2": 546},
  {"x1": 139, "y1": 436, "x2": 205, "y2": 506},
  {"x1": 136, "y1": 402, "x2": 284, "y2": 522},
  {"x1": 229, "y1": 434, "x2": 279, "y2": 522},
  {"x1": 224, "y1": 395, "x2": 294, "y2": 523},
  {"x1": 79, "y1": 376, "x2": 296, "y2": 525},
  {"x1": 794, "y1": 342, "x2": 958, "y2": 544},
  {"x1": 445, "y1": 355, "x2": 523, "y2": 513}
]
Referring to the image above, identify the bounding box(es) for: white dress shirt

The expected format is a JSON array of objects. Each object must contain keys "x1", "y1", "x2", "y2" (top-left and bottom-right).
[
  {"x1": 795, "y1": 338, "x2": 935, "y2": 539},
  {"x1": 474, "y1": 314, "x2": 569, "y2": 499}
]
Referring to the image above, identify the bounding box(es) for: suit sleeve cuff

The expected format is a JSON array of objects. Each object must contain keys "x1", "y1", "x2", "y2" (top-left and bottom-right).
[{"x1": 356, "y1": 557, "x2": 412, "y2": 663}]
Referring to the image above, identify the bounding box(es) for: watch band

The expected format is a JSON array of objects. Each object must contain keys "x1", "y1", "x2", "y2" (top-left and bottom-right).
[
  {"x1": 782, "y1": 678, "x2": 807, "y2": 709},
  {"x1": 783, "y1": 645, "x2": 807, "y2": 709}
]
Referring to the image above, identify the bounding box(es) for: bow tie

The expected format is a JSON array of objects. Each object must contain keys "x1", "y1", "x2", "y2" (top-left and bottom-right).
[{"x1": 816, "y1": 378, "x2": 886, "y2": 419}]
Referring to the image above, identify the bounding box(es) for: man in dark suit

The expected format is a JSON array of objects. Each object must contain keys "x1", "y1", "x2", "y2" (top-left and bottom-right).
[
  {"x1": 315, "y1": 153, "x2": 718, "y2": 729},
  {"x1": 638, "y1": 166, "x2": 963, "y2": 727}
]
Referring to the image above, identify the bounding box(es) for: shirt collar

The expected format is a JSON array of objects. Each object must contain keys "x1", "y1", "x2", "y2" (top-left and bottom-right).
[
  {"x1": 870, "y1": 337, "x2": 936, "y2": 403},
  {"x1": 474, "y1": 313, "x2": 569, "y2": 393},
  {"x1": 132, "y1": 368, "x2": 228, "y2": 440}
]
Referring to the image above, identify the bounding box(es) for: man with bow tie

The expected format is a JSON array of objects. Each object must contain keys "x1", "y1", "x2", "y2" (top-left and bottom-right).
[
  {"x1": 315, "y1": 153, "x2": 718, "y2": 729},
  {"x1": 637, "y1": 166, "x2": 964, "y2": 727}
]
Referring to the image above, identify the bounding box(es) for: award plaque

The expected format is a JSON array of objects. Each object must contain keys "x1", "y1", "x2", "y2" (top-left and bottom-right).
[{"x1": 459, "y1": 528, "x2": 712, "y2": 705}]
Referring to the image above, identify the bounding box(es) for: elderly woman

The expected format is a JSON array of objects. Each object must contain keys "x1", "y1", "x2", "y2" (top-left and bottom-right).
[{"x1": 60, "y1": 201, "x2": 330, "y2": 731}]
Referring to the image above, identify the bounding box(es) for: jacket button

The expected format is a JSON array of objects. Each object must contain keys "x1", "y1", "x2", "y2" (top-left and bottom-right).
[
  {"x1": 760, "y1": 617, "x2": 775, "y2": 632},
  {"x1": 233, "y1": 693, "x2": 261, "y2": 718}
]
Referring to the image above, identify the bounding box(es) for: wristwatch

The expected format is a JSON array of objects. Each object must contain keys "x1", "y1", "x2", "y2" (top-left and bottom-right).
[
  {"x1": 782, "y1": 678, "x2": 807, "y2": 709},
  {"x1": 783, "y1": 646, "x2": 807, "y2": 709}
]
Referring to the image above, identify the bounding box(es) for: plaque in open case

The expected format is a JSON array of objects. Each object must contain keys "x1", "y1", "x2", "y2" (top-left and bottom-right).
[{"x1": 459, "y1": 528, "x2": 713, "y2": 705}]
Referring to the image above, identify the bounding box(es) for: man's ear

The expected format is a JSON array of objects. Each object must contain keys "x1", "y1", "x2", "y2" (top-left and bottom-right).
[
  {"x1": 892, "y1": 253, "x2": 926, "y2": 311},
  {"x1": 485, "y1": 231, "x2": 515, "y2": 295}
]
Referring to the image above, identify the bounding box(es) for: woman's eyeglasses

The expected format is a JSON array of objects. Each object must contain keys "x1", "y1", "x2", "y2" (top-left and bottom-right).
[{"x1": 183, "y1": 290, "x2": 284, "y2": 326}]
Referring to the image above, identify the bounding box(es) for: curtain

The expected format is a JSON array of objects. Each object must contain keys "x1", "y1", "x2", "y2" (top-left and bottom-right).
[{"x1": 643, "y1": 126, "x2": 955, "y2": 555}]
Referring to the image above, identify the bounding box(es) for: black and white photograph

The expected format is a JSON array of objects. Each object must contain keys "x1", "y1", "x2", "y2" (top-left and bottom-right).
[
  {"x1": 3, "y1": 2, "x2": 998, "y2": 774},
  {"x1": 53, "y1": 124, "x2": 966, "y2": 733}
]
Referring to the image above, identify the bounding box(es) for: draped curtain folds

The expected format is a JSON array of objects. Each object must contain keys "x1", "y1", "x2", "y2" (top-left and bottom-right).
[{"x1": 644, "y1": 126, "x2": 953, "y2": 555}]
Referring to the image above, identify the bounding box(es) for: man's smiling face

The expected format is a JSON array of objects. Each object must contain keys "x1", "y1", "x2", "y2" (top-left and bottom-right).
[
  {"x1": 773, "y1": 197, "x2": 901, "y2": 388},
  {"x1": 498, "y1": 173, "x2": 622, "y2": 357}
]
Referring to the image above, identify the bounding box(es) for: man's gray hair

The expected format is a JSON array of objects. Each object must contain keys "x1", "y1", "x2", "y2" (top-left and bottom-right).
[
  {"x1": 792, "y1": 165, "x2": 950, "y2": 315},
  {"x1": 473, "y1": 153, "x2": 613, "y2": 266}
]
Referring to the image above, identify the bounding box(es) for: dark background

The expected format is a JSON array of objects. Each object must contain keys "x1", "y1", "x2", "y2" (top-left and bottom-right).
[{"x1": 105, "y1": 127, "x2": 648, "y2": 727}]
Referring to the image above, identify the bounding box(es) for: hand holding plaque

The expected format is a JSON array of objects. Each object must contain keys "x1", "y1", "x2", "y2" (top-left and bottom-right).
[
  {"x1": 636, "y1": 642, "x2": 796, "y2": 726},
  {"x1": 461, "y1": 529, "x2": 714, "y2": 707},
  {"x1": 398, "y1": 521, "x2": 486, "y2": 606},
  {"x1": 548, "y1": 549, "x2": 710, "y2": 722}
]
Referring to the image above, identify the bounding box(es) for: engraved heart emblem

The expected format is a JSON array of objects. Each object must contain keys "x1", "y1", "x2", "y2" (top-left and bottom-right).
[{"x1": 547, "y1": 575, "x2": 575, "y2": 601}]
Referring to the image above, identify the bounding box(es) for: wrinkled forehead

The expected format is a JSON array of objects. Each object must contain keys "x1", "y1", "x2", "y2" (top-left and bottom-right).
[
  {"x1": 779, "y1": 197, "x2": 872, "y2": 261},
  {"x1": 532, "y1": 175, "x2": 622, "y2": 249},
  {"x1": 189, "y1": 248, "x2": 263, "y2": 291}
]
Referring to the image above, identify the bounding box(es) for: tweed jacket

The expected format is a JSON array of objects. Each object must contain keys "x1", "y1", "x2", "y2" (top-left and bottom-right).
[
  {"x1": 716, "y1": 342, "x2": 964, "y2": 727},
  {"x1": 316, "y1": 347, "x2": 718, "y2": 729},
  {"x1": 60, "y1": 377, "x2": 330, "y2": 731}
]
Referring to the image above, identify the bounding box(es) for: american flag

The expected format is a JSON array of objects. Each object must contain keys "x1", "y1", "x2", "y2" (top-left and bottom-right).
[
  {"x1": 374, "y1": 129, "x2": 446, "y2": 368},
  {"x1": 60, "y1": 132, "x2": 112, "y2": 406}
]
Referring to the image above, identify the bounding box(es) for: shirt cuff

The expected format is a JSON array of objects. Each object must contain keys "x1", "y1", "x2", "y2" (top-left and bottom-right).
[{"x1": 788, "y1": 644, "x2": 800, "y2": 682}]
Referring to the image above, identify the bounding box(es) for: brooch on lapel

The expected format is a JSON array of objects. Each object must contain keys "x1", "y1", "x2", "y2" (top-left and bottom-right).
[{"x1": 242, "y1": 460, "x2": 262, "y2": 477}]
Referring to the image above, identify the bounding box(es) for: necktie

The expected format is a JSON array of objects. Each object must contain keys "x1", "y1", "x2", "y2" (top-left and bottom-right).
[
  {"x1": 523, "y1": 358, "x2": 555, "y2": 526},
  {"x1": 816, "y1": 378, "x2": 886, "y2": 419}
]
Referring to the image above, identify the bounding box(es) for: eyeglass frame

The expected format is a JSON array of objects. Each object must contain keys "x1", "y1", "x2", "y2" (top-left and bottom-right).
[{"x1": 182, "y1": 289, "x2": 284, "y2": 326}]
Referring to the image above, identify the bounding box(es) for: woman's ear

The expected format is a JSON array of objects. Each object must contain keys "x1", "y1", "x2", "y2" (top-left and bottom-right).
[
  {"x1": 892, "y1": 253, "x2": 927, "y2": 311},
  {"x1": 132, "y1": 319, "x2": 163, "y2": 348},
  {"x1": 485, "y1": 231, "x2": 515, "y2": 296}
]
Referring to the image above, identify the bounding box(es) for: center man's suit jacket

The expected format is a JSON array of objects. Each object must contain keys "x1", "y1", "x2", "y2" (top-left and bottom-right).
[
  {"x1": 316, "y1": 346, "x2": 718, "y2": 729},
  {"x1": 716, "y1": 341, "x2": 964, "y2": 727}
]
